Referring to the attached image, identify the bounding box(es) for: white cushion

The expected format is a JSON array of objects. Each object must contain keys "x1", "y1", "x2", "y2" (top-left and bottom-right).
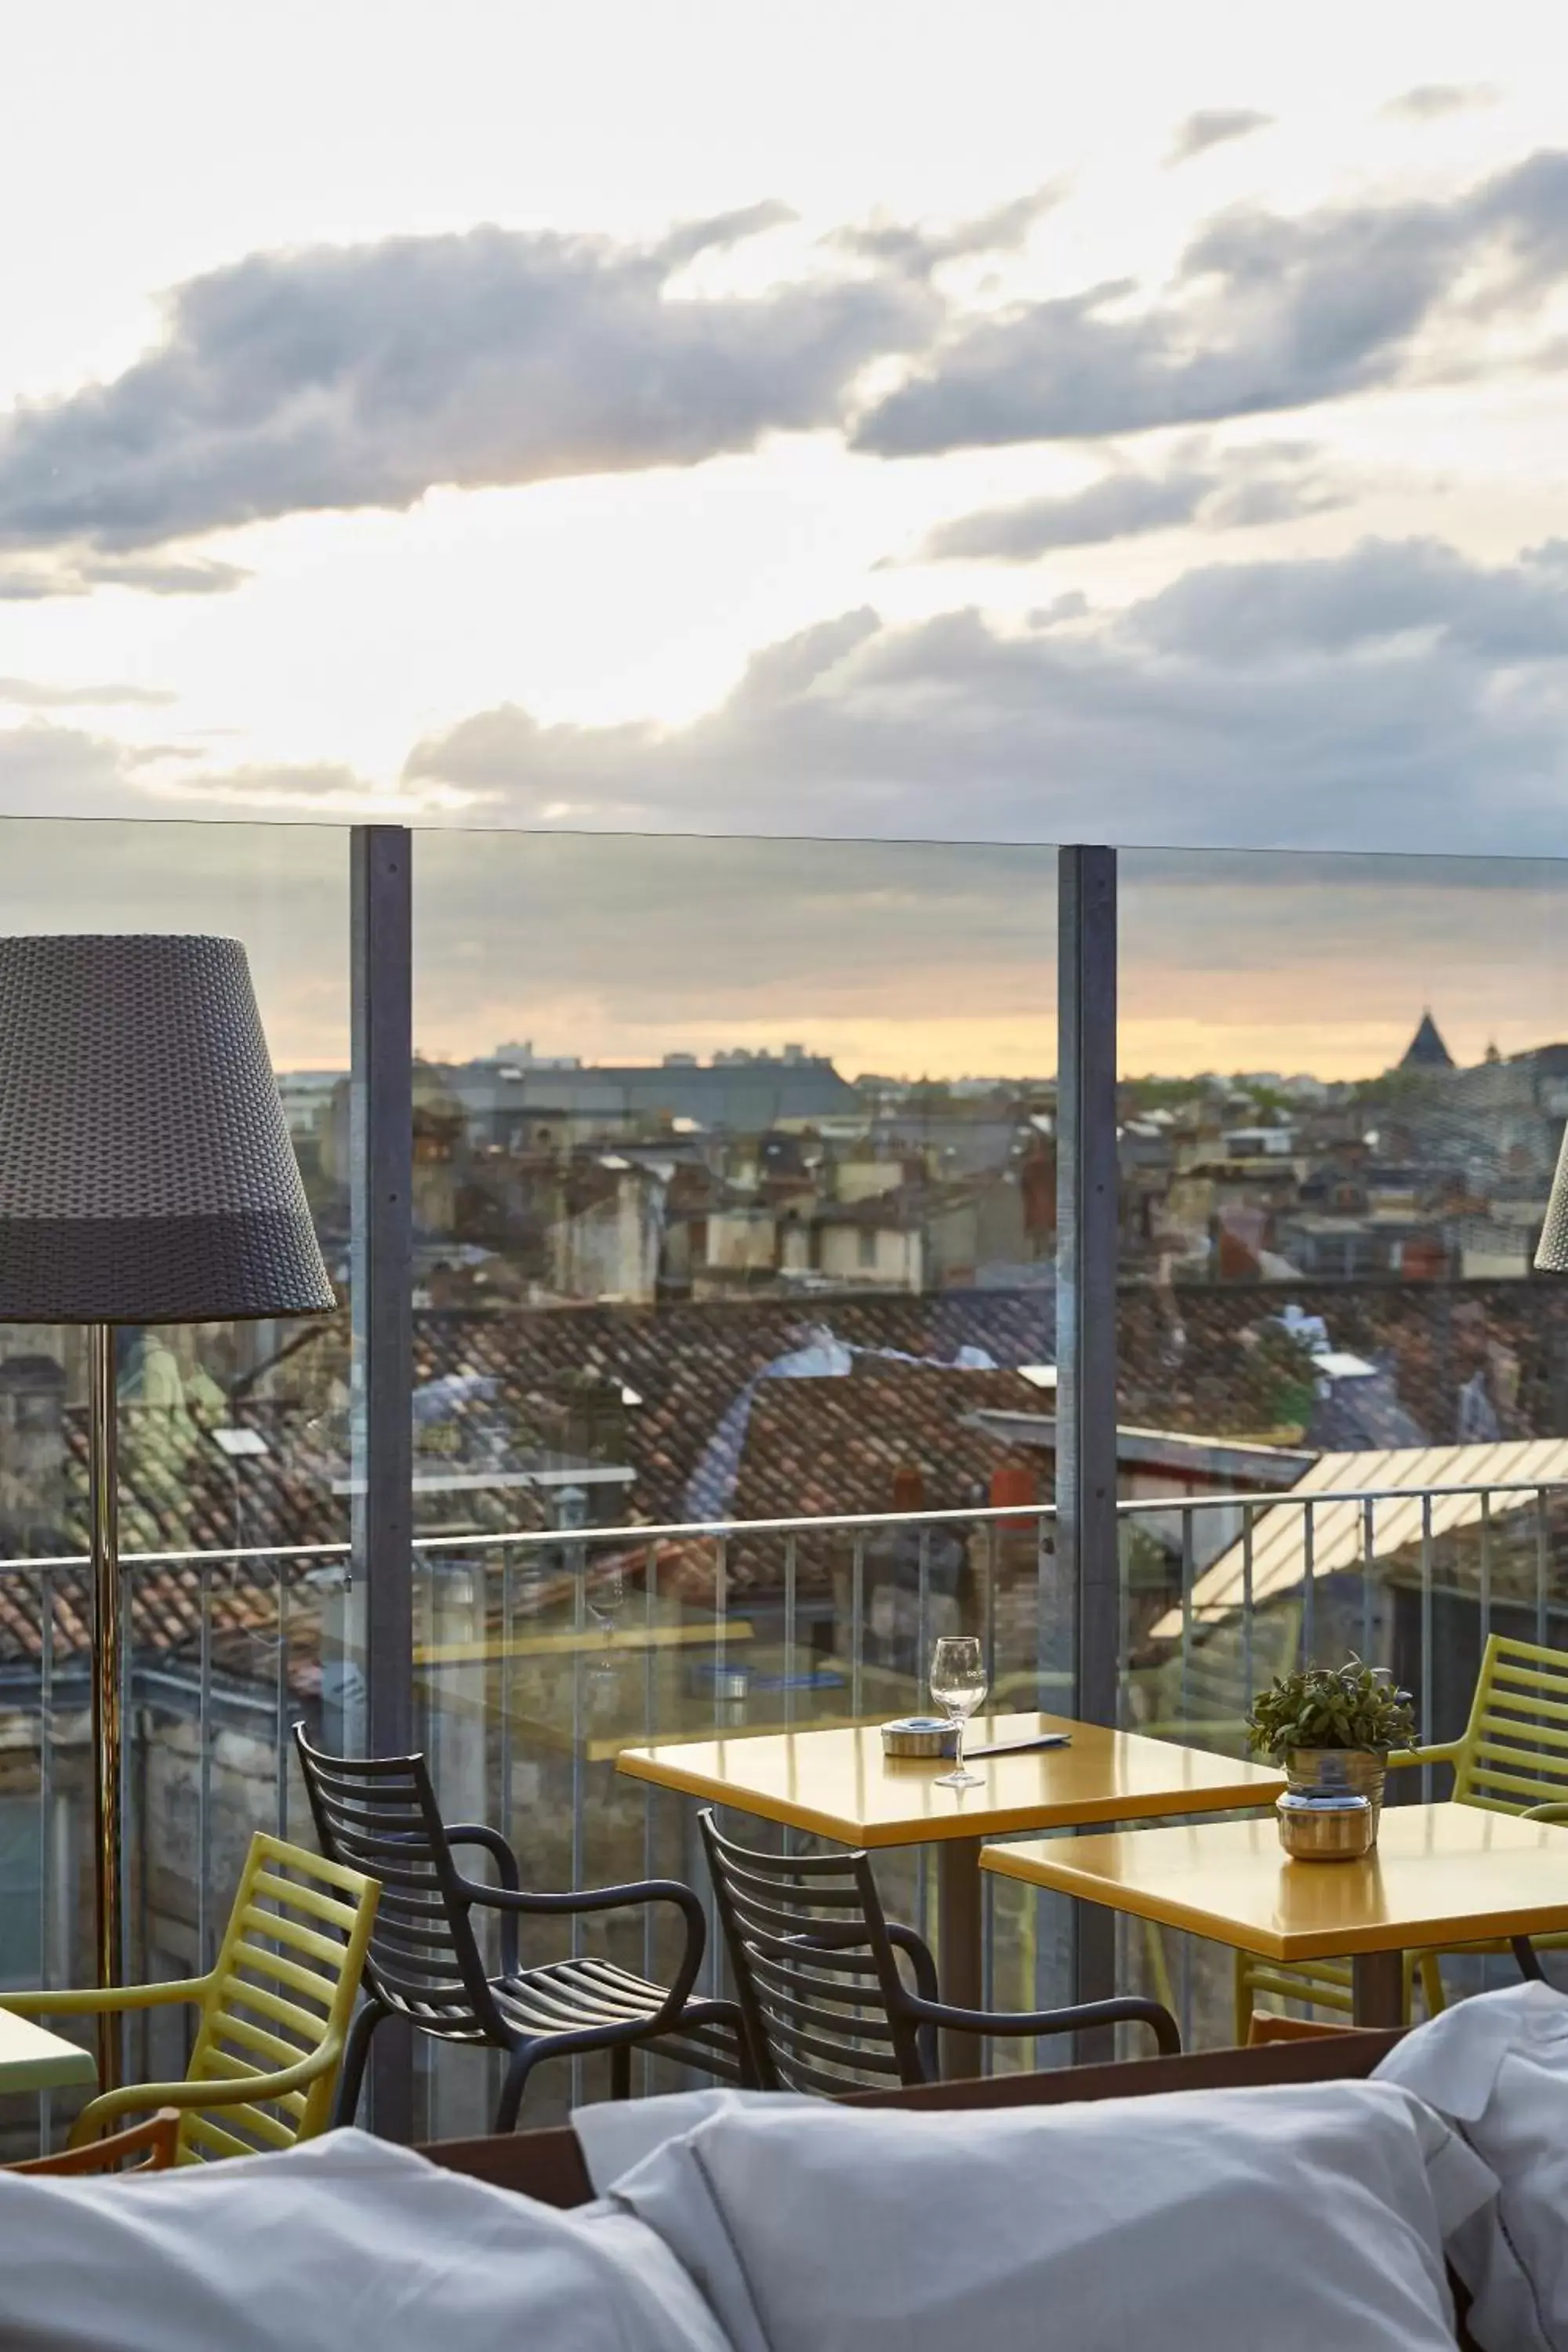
[
  {"x1": 0, "y1": 2128, "x2": 735, "y2": 2352},
  {"x1": 1377, "y1": 1979, "x2": 1568, "y2": 2352},
  {"x1": 610, "y1": 2080, "x2": 1494, "y2": 2352},
  {"x1": 572, "y1": 2088, "x2": 813, "y2": 2194}
]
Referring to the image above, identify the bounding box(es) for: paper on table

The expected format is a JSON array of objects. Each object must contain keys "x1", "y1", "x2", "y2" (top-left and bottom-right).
[{"x1": 963, "y1": 1733, "x2": 1073, "y2": 1759}]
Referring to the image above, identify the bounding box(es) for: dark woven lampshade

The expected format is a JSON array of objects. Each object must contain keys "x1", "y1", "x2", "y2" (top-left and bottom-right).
[
  {"x1": 1539, "y1": 1127, "x2": 1568, "y2": 1272},
  {"x1": 0, "y1": 934, "x2": 336, "y2": 1323}
]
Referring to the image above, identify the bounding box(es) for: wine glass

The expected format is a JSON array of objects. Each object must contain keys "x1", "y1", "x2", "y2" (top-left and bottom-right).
[{"x1": 929, "y1": 1635, "x2": 988, "y2": 1789}]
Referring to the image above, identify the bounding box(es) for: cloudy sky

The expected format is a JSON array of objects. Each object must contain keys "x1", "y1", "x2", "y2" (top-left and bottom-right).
[{"x1": 5, "y1": 1, "x2": 1568, "y2": 1070}]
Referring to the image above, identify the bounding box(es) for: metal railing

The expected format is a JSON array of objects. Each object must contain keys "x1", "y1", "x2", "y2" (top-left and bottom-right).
[{"x1": 2, "y1": 1471, "x2": 1565, "y2": 2136}]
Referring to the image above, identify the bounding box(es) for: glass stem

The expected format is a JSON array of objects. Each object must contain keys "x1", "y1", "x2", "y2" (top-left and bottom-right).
[{"x1": 954, "y1": 1715, "x2": 965, "y2": 1776}]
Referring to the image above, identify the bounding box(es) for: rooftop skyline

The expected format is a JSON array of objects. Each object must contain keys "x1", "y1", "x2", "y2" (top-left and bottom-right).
[{"x1": 5, "y1": 818, "x2": 1566, "y2": 1077}]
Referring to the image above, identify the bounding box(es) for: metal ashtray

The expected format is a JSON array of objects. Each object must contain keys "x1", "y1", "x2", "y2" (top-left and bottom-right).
[
  {"x1": 1277, "y1": 1790, "x2": 1375, "y2": 1862},
  {"x1": 689, "y1": 1661, "x2": 752, "y2": 1703},
  {"x1": 880, "y1": 1716, "x2": 959, "y2": 1760}
]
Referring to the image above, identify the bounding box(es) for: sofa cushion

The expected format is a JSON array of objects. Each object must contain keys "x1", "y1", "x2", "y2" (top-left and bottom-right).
[
  {"x1": 573, "y1": 2089, "x2": 812, "y2": 2193},
  {"x1": 1377, "y1": 1978, "x2": 1568, "y2": 2352},
  {"x1": 610, "y1": 2078, "x2": 1493, "y2": 2352},
  {"x1": 0, "y1": 2128, "x2": 735, "y2": 2352}
]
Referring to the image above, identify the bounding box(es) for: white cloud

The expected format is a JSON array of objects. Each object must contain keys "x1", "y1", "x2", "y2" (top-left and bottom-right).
[
  {"x1": 404, "y1": 535, "x2": 1568, "y2": 857},
  {"x1": 0, "y1": 554, "x2": 247, "y2": 600},
  {"x1": 0, "y1": 724, "x2": 474, "y2": 824},
  {"x1": 5, "y1": 153, "x2": 1566, "y2": 599},
  {"x1": 1166, "y1": 109, "x2": 1273, "y2": 167},
  {"x1": 0, "y1": 676, "x2": 175, "y2": 708},
  {"x1": 0, "y1": 722, "x2": 158, "y2": 818},
  {"x1": 1381, "y1": 84, "x2": 1501, "y2": 123},
  {"x1": 909, "y1": 440, "x2": 1348, "y2": 561},
  {"x1": 0, "y1": 208, "x2": 938, "y2": 571},
  {"x1": 855, "y1": 153, "x2": 1568, "y2": 454}
]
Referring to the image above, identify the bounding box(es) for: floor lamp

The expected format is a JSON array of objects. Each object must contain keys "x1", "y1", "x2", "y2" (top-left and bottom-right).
[{"x1": 0, "y1": 935, "x2": 335, "y2": 2089}]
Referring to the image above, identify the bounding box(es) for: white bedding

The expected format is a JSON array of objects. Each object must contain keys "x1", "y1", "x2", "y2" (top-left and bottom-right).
[
  {"x1": 608, "y1": 2078, "x2": 1494, "y2": 2352},
  {"x1": 1377, "y1": 1977, "x2": 1568, "y2": 2352},
  {"x1": 0, "y1": 2128, "x2": 734, "y2": 2352}
]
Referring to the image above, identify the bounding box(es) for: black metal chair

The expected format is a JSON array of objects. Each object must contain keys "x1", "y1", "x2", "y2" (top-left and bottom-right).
[
  {"x1": 294, "y1": 1727, "x2": 751, "y2": 2129},
  {"x1": 699, "y1": 1808, "x2": 1181, "y2": 2090}
]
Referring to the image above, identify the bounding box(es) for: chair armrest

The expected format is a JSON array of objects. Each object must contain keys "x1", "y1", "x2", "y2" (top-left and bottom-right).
[
  {"x1": 884, "y1": 1923, "x2": 940, "y2": 2005},
  {"x1": 465, "y1": 1876, "x2": 707, "y2": 2026},
  {"x1": 67, "y1": 2038, "x2": 341, "y2": 2150},
  {"x1": 1386, "y1": 1741, "x2": 1462, "y2": 1773},
  {"x1": 895, "y1": 1991, "x2": 1181, "y2": 2058},
  {"x1": 448, "y1": 1824, "x2": 523, "y2": 1973},
  {"x1": 0, "y1": 1976, "x2": 212, "y2": 2020},
  {"x1": 447, "y1": 1824, "x2": 521, "y2": 1888},
  {"x1": 1524, "y1": 1802, "x2": 1568, "y2": 1823}
]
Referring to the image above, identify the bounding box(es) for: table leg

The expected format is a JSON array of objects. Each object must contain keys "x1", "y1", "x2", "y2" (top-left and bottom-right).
[
  {"x1": 937, "y1": 1837, "x2": 983, "y2": 2080},
  {"x1": 1352, "y1": 1949, "x2": 1404, "y2": 2027}
]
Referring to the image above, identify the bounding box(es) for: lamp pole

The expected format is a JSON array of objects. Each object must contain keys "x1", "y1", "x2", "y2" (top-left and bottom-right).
[{"x1": 88, "y1": 1321, "x2": 122, "y2": 2092}]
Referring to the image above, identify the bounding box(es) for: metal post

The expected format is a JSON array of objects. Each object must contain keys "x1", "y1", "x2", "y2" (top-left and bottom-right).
[
  {"x1": 937, "y1": 1838, "x2": 985, "y2": 2080},
  {"x1": 350, "y1": 824, "x2": 414, "y2": 2139},
  {"x1": 1058, "y1": 847, "x2": 1120, "y2": 2027},
  {"x1": 1352, "y1": 1948, "x2": 1405, "y2": 2028},
  {"x1": 427, "y1": 1559, "x2": 488, "y2": 2140},
  {"x1": 89, "y1": 1322, "x2": 122, "y2": 2092}
]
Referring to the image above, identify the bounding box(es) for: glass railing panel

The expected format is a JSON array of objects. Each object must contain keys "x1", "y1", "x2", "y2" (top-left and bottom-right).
[
  {"x1": 0, "y1": 815, "x2": 351, "y2": 2136},
  {"x1": 412, "y1": 828, "x2": 1060, "y2": 2126},
  {"x1": 1116, "y1": 845, "x2": 1568, "y2": 2041}
]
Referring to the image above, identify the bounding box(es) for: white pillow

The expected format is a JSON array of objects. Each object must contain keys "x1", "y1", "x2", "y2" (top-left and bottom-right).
[
  {"x1": 572, "y1": 2088, "x2": 814, "y2": 2194},
  {"x1": 0, "y1": 2128, "x2": 735, "y2": 2352},
  {"x1": 610, "y1": 2080, "x2": 1494, "y2": 2352},
  {"x1": 1377, "y1": 1979, "x2": 1568, "y2": 2352}
]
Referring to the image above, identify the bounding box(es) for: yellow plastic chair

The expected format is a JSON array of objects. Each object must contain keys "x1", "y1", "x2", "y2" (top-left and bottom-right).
[
  {"x1": 1, "y1": 1832, "x2": 378, "y2": 2160},
  {"x1": 1240, "y1": 1633, "x2": 1568, "y2": 2036}
]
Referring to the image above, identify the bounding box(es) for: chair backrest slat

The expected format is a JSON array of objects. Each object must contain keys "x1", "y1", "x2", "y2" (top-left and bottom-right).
[
  {"x1": 180, "y1": 1831, "x2": 377, "y2": 2162},
  {"x1": 699, "y1": 1810, "x2": 928, "y2": 2092},
  {"x1": 294, "y1": 1726, "x2": 502, "y2": 2038},
  {"x1": 745, "y1": 1947, "x2": 893, "y2": 2011},
  {"x1": 739, "y1": 1969, "x2": 905, "y2": 2054},
  {"x1": 1455, "y1": 1635, "x2": 1568, "y2": 1813}
]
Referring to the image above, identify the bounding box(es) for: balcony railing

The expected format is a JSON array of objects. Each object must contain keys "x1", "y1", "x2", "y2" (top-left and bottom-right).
[
  {"x1": 4, "y1": 1467, "x2": 1563, "y2": 2136},
  {"x1": 8, "y1": 819, "x2": 1568, "y2": 2143}
]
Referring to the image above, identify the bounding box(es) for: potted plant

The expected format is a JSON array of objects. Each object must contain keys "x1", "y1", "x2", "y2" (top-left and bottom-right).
[{"x1": 1247, "y1": 1657, "x2": 1416, "y2": 1833}]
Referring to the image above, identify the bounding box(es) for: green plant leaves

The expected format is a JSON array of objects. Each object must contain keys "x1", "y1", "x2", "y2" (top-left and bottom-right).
[{"x1": 1246, "y1": 1653, "x2": 1417, "y2": 1760}]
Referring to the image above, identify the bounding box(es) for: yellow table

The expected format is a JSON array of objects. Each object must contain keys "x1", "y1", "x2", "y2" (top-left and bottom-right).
[
  {"x1": 619, "y1": 1711, "x2": 1285, "y2": 2069},
  {"x1": 982, "y1": 1802, "x2": 1568, "y2": 2028},
  {"x1": 0, "y1": 2009, "x2": 96, "y2": 2096},
  {"x1": 416, "y1": 1618, "x2": 757, "y2": 1668},
  {"x1": 503, "y1": 1645, "x2": 917, "y2": 1766}
]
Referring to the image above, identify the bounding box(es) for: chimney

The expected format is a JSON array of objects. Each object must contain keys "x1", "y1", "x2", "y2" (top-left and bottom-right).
[
  {"x1": 891, "y1": 1466, "x2": 925, "y2": 1515},
  {"x1": 989, "y1": 1462, "x2": 1037, "y2": 1531}
]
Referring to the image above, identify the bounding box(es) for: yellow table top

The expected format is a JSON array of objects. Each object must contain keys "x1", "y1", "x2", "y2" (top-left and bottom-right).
[
  {"x1": 0, "y1": 2010, "x2": 96, "y2": 2095},
  {"x1": 416, "y1": 1618, "x2": 757, "y2": 1668},
  {"x1": 616, "y1": 1711, "x2": 1286, "y2": 1848},
  {"x1": 982, "y1": 1802, "x2": 1568, "y2": 1959}
]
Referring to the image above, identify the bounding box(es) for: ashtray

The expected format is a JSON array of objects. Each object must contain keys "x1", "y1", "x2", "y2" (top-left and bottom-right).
[{"x1": 880, "y1": 1716, "x2": 960, "y2": 1759}]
